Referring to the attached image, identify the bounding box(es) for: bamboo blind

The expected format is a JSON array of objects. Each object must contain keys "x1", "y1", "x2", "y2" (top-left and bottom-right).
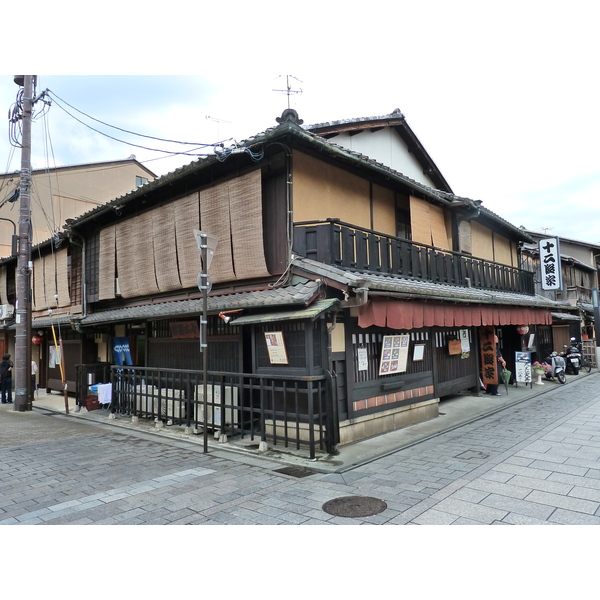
[
  {"x1": 131, "y1": 210, "x2": 160, "y2": 297},
  {"x1": 32, "y1": 256, "x2": 44, "y2": 310},
  {"x1": 173, "y1": 192, "x2": 200, "y2": 288},
  {"x1": 99, "y1": 225, "x2": 116, "y2": 300},
  {"x1": 115, "y1": 220, "x2": 138, "y2": 298},
  {"x1": 229, "y1": 171, "x2": 269, "y2": 280},
  {"x1": 153, "y1": 203, "x2": 181, "y2": 292},
  {"x1": 44, "y1": 254, "x2": 56, "y2": 309},
  {"x1": 54, "y1": 247, "x2": 70, "y2": 308},
  {"x1": 409, "y1": 195, "x2": 449, "y2": 250},
  {"x1": 200, "y1": 183, "x2": 235, "y2": 284},
  {"x1": 0, "y1": 265, "x2": 7, "y2": 305}
]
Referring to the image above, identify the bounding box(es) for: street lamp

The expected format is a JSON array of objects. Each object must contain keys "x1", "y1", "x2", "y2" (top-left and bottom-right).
[{"x1": 194, "y1": 230, "x2": 218, "y2": 453}]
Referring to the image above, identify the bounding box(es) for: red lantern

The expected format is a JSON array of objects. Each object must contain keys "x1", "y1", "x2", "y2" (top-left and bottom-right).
[
  {"x1": 516, "y1": 325, "x2": 529, "y2": 335},
  {"x1": 32, "y1": 334, "x2": 43, "y2": 345}
]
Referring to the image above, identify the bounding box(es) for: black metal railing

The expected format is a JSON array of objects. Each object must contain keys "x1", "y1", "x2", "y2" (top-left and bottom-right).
[
  {"x1": 293, "y1": 219, "x2": 535, "y2": 295},
  {"x1": 109, "y1": 366, "x2": 336, "y2": 459}
]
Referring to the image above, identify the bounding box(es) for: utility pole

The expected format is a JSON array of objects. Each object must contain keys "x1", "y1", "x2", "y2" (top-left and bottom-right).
[{"x1": 13, "y1": 75, "x2": 34, "y2": 412}]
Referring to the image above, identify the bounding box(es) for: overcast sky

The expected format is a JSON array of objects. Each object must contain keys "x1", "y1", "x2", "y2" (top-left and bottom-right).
[{"x1": 2, "y1": 0, "x2": 600, "y2": 245}]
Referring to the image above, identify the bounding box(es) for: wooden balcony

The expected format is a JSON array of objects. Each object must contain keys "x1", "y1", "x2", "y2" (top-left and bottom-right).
[{"x1": 293, "y1": 219, "x2": 535, "y2": 295}]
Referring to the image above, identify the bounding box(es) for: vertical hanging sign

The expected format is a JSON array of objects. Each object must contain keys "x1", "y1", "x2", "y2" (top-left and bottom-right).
[
  {"x1": 480, "y1": 327, "x2": 498, "y2": 387},
  {"x1": 538, "y1": 237, "x2": 562, "y2": 291}
]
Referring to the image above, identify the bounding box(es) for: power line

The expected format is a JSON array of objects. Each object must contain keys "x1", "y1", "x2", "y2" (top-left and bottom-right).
[{"x1": 45, "y1": 90, "x2": 233, "y2": 157}]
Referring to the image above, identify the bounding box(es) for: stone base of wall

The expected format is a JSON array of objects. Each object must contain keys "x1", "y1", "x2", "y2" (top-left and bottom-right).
[
  {"x1": 264, "y1": 399, "x2": 439, "y2": 450},
  {"x1": 338, "y1": 399, "x2": 439, "y2": 446}
]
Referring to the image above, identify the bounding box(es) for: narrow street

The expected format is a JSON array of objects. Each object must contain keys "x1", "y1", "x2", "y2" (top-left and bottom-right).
[{"x1": 2, "y1": 374, "x2": 600, "y2": 526}]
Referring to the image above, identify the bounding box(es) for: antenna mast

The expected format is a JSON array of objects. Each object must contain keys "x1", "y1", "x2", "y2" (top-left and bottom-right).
[{"x1": 272, "y1": 75, "x2": 303, "y2": 108}]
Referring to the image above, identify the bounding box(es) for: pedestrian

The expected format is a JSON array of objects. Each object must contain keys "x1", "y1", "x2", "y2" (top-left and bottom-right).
[
  {"x1": 31, "y1": 360, "x2": 38, "y2": 399},
  {"x1": 485, "y1": 335, "x2": 506, "y2": 396},
  {"x1": 1, "y1": 353, "x2": 14, "y2": 404}
]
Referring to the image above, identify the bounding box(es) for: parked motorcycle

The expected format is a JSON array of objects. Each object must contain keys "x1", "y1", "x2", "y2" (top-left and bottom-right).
[
  {"x1": 545, "y1": 352, "x2": 567, "y2": 384},
  {"x1": 562, "y1": 338, "x2": 582, "y2": 375}
]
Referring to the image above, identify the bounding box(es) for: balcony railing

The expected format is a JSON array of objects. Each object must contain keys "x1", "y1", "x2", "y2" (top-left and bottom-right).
[{"x1": 293, "y1": 219, "x2": 535, "y2": 295}]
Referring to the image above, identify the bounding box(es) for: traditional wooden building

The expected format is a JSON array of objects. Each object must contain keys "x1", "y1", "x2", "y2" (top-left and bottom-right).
[{"x1": 0, "y1": 109, "x2": 569, "y2": 454}]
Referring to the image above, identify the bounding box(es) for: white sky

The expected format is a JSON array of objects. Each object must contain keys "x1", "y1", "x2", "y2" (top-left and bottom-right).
[{"x1": 2, "y1": 0, "x2": 600, "y2": 244}]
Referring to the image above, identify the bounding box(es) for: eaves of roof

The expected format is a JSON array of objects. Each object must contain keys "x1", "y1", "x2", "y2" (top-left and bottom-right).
[
  {"x1": 525, "y1": 229, "x2": 600, "y2": 252},
  {"x1": 0, "y1": 157, "x2": 157, "y2": 179},
  {"x1": 291, "y1": 257, "x2": 568, "y2": 310},
  {"x1": 58, "y1": 112, "x2": 529, "y2": 245},
  {"x1": 72, "y1": 280, "x2": 321, "y2": 327}
]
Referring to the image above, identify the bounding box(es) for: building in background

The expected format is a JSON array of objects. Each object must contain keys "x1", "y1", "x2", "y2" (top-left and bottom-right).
[{"x1": 0, "y1": 157, "x2": 156, "y2": 258}]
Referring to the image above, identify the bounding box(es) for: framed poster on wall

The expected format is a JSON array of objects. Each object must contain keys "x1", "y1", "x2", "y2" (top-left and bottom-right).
[
  {"x1": 264, "y1": 332, "x2": 289, "y2": 365},
  {"x1": 379, "y1": 334, "x2": 410, "y2": 375}
]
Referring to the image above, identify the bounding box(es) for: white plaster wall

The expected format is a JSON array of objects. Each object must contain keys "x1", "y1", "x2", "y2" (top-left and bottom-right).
[{"x1": 329, "y1": 129, "x2": 436, "y2": 188}]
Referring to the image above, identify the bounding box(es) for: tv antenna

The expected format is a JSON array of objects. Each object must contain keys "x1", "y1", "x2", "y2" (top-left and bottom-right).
[
  {"x1": 272, "y1": 75, "x2": 303, "y2": 108},
  {"x1": 540, "y1": 226, "x2": 554, "y2": 235},
  {"x1": 205, "y1": 115, "x2": 232, "y2": 140}
]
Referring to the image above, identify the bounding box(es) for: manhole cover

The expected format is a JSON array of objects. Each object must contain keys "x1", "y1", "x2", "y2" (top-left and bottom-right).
[
  {"x1": 322, "y1": 496, "x2": 387, "y2": 518},
  {"x1": 273, "y1": 466, "x2": 317, "y2": 478}
]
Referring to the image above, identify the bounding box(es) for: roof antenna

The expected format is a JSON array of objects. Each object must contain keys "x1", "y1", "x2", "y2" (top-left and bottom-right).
[{"x1": 273, "y1": 75, "x2": 303, "y2": 108}]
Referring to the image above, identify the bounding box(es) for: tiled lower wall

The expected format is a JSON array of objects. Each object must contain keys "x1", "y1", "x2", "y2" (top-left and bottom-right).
[{"x1": 352, "y1": 385, "x2": 434, "y2": 412}]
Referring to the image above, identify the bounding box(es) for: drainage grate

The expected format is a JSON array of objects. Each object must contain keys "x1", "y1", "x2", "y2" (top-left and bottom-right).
[
  {"x1": 322, "y1": 496, "x2": 387, "y2": 518},
  {"x1": 273, "y1": 466, "x2": 317, "y2": 478}
]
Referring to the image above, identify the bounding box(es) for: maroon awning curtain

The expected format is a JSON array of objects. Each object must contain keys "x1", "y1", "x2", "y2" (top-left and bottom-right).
[{"x1": 358, "y1": 298, "x2": 552, "y2": 329}]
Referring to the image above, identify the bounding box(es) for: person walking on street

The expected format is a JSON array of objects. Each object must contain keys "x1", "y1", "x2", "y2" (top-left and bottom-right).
[{"x1": 1, "y1": 353, "x2": 14, "y2": 404}]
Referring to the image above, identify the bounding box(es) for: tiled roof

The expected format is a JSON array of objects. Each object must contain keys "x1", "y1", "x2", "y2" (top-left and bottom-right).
[
  {"x1": 72, "y1": 280, "x2": 321, "y2": 327},
  {"x1": 291, "y1": 257, "x2": 569, "y2": 310}
]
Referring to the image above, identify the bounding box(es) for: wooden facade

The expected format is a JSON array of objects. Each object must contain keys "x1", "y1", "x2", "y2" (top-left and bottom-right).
[{"x1": 0, "y1": 109, "x2": 567, "y2": 444}]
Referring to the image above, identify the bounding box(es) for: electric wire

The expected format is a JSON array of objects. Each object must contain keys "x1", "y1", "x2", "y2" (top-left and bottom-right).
[
  {"x1": 47, "y1": 92, "x2": 232, "y2": 158},
  {"x1": 46, "y1": 90, "x2": 224, "y2": 147}
]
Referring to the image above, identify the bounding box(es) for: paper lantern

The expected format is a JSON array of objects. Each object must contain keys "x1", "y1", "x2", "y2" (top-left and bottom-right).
[
  {"x1": 32, "y1": 334, "x2": 43, "y2": 345},
  {"x1": 516, "y1": 325, "x2": 529, "y2": 335}
]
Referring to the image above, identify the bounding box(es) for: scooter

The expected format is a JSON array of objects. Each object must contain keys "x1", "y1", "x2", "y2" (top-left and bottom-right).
[
  {"x1": 545, "y1": 352, "x2": 567, "y2": 384},
  {"x1": 562, "y1": 338, "x2": 582, "y2": 375}
]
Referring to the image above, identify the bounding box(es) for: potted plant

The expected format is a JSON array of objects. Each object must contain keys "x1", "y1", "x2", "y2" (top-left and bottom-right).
[{"x1": 532, "y1": 361, "x2": 550, "y2": 384}]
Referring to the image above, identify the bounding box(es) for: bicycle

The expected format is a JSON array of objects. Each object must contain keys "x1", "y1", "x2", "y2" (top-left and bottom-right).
[{"x1": 581, "y1": 356, "x2": 593, "y2": 373}]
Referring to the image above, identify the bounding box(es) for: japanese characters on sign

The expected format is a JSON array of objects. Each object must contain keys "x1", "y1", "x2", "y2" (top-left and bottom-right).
[
  {"x1": 264, "y1": 332, "x2": 289, "y2": 364},
  {"x1": 538, "y1": 237, "x2": 562, "y2": 291},
  {"x1": 515, "y1": 352, "x2": 532, "y2": 384},
  {"x1": 479, "y1": 328, "x2": 498, "y2": 386}
]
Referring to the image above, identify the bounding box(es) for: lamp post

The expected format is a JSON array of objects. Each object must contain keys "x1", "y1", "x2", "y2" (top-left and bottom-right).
[{"x1": 194, "y1": 230, "x2": 218, "y2": 453}]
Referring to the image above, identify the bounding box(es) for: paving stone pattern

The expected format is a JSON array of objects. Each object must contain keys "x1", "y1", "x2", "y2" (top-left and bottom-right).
[{"x1": 2, "y1": 376, "x2": 600, "y2": 524}]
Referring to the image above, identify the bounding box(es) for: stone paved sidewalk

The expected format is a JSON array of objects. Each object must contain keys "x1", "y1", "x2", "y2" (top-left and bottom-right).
[{"x1": 1, "y1": 373, "x2": 600, "y2": 525}]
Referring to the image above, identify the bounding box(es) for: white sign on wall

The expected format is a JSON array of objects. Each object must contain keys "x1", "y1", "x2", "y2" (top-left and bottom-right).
[{"x1": 538, "y1": 237, "x2": 562, "y2": 291}]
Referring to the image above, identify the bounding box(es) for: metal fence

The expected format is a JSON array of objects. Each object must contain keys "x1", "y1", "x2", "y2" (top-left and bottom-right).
[{"x1": 110, "y1": 366, "x2": 336, "y2": 459}]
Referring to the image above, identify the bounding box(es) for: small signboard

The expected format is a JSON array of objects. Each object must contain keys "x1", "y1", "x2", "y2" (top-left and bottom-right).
[
  {"x1": 264, "y1": 332, "x2": 289, "y2": 365},
  {"x1": 515, "y1": 351, "x2": 532, "y2": 385},
  {"x1": 357, "y1": 347, "x2": 368, "y2": 371}
]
